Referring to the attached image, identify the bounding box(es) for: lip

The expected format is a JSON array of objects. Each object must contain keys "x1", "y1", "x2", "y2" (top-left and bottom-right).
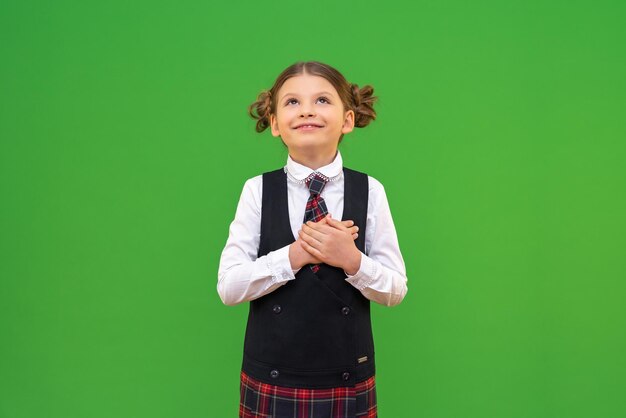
[{"x1": 293, "y1": 123, "x2": 324, "y2": 131}]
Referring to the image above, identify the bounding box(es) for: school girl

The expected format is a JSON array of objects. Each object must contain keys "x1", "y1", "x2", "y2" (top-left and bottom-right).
[{"x1": 218, "y1": 61, "x2": 408, "y2": 418}]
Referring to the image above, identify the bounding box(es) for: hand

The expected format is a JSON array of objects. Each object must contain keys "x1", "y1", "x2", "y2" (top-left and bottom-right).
[
  {"x1": 298, "y1": 214, "x2": 362, "y2": 274},
  {"x1": 320, "y1": 216, "x2": 360, "y2": 240},
  {"x1": 289, "y1": 217, "x2": 360, "y2": 270},
  {"x1": 289, "y1": 235, "x2": 322, "y2": 269}
]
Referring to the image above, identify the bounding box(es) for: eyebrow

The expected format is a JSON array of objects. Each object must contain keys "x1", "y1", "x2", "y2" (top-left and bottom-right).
[{"x1": 280, "y1": 91, "x2": 335, "y2": 101}]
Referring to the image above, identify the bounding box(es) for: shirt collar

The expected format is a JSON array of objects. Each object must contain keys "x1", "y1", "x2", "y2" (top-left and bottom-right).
[{"x1": 285, "y1": 150, "x2": 344, "y2": 182}]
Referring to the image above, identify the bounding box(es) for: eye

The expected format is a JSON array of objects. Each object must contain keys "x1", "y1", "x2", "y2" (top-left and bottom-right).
[
  {"x1": 285, "y1": 98, "x2": 298, "y2": 105},
  {"x1": 318, "y1": 96, "x2": 330, "y2": 104}
]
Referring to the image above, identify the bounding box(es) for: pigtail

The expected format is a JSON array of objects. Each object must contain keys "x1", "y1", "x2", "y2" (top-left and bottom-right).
[
  {"x1": 351, "y1": 83, "x2": 378, "y2": 128},
  {"x1": 248, "y1": 90, "x2": 273, "y2": 133}
]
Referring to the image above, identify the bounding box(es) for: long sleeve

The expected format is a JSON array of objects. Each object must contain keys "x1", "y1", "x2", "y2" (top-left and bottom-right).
[
  {"x1": 217, "y1": 177, "x2": 298, "y2": 306},
  {"x1": 344, "y1": 177, "x2": 408, "y2": 307},
  {"x1": 218, "y1": 152, "x2": 408, "y2": 308}
]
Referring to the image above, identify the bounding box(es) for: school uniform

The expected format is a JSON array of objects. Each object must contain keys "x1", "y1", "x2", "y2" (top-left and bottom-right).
[{"x1": 218, "y1": 151, "x2": 408, "y2": 417}]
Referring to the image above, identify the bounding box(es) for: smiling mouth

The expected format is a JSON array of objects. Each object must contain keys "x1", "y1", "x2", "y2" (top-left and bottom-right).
[{"x1": 294, "y1": 124, "x2": 324, "y2": 130}]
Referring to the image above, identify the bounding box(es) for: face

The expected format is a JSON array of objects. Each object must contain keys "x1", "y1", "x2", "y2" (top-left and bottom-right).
[{"x1": 270, "y1": 74, "x2": 355, "y2": 158}]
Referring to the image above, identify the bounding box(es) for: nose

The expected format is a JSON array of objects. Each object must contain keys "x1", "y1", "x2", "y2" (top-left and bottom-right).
[{"x1": 299, "y1": 102, "x2": 316, "y2": 118}]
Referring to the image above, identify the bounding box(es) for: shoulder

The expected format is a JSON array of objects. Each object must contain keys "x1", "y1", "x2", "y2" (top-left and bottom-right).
[
  {"x1": 367, "y1": 175, "x2": 389, "y2": 212},
  {"x1": 237, "y1": 174, "x2": 263, "y2": 208},
  {"x1": 343, "y1": 166, "x2": 386, "y2": 194},
  {"x1": 366, "y1": 174, "x2": 385, "y2": 194},
  {"x1": 241, "y1": 174, "x2": 263, "y2": 190},
  {"x1": 343, "y1": 167, "x2": 387, "y2": 205},
  {"x1": 343, "y1": 167, "x2": 384, "y2": 189},
  {"x1": 239, "y1": 167, "x2": 285, "y2": 202}
]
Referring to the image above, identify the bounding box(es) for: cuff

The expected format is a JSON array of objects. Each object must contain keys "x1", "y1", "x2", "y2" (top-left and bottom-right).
[
  {"x1": 267, "y1": 244, "x2": 298, "y2": 283},
  {"x1": 344, "y1": 253, "x2": 377, "y2": 291}
]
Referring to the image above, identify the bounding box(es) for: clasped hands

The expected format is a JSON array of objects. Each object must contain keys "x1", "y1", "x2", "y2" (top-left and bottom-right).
[{"x1": 289, "y1": 214, "x2": 362, "y2": 275}]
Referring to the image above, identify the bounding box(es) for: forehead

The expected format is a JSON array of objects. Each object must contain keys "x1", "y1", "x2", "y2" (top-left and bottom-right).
[{"x1": 278, "y1": 74, "x2": 338, "y2": 98}]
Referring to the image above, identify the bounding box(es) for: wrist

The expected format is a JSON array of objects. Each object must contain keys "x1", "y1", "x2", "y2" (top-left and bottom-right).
[
  {"x1": 344, "y1": 250, "x2": 362, "y2": 276},
  {"x1": 288, "y1": 242, "x2": 306, "y2": 270}
]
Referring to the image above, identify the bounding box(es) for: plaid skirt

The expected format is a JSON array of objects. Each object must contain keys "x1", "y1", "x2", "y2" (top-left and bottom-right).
[{"x1": 239, "y1": 371, "x2": 377, "y2": 418}]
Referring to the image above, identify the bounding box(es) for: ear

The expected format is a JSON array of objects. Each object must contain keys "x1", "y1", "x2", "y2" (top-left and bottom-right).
[
  {"x1": 270, "y1": 113, "x2": 280, "y2": 137},
  {"x1": 342, "y1": 109, "x2": 355, "y2": 134}
]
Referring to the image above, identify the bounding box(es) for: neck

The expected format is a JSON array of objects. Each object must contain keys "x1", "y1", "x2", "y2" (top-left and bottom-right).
[{"x1": 289, "y1": 148, "x2": 338, "y2": 171}]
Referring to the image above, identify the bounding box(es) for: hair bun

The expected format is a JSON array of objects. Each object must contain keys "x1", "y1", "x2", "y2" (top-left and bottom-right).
[
  {"x1": 248, "y1": 90, "x2": 273, "y2": 133},
  {"x1": 351, "y1": 83, "x2": 378, "y2": 128}
]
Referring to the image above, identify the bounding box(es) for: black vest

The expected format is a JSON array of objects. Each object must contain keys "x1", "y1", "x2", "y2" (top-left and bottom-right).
[{"x1": 241, "y1": 167, "x2": 375, "y2": 389}]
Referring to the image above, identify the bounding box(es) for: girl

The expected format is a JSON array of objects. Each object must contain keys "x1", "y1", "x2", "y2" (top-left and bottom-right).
[{"x1": 218, "y1": 61, "x2": 408, "y2": 418}]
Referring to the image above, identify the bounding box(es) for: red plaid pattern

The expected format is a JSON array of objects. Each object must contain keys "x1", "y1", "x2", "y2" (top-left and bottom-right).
[
  {"x1": 303, "y1": 173, "x2": 329, "y2": 223},
  {"x1": 239, "y1": 371, "x2": 377, "y2": 418},
  {"x1": 303, "y1": 173, "x2": 329, "y2": 273}
]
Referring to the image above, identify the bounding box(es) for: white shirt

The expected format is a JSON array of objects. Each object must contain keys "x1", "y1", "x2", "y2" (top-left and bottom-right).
[{"x1": 217, "y1": 150, "x2": 408, "y2": 307}]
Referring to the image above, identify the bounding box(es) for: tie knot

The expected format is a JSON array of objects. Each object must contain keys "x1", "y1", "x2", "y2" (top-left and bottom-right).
[{"x1": 305, "y1": 173, "x2": 328, "y2": 196}]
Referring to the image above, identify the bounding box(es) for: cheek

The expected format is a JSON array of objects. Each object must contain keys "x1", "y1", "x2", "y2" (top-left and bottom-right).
[
  {"x1": 329, "y1": 115, "x2": 345, "y2": 128},
  {"x1": 276, "y1": 109, "x2": 294, "y2": 123}
]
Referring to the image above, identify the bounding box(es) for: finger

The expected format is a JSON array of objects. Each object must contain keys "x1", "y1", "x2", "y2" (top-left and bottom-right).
[
  {"x1": 300, "y1": 238, "x2": 324, "y2": 260},
  {"x1": 352, "y1": 233, "x2": 359, "y2": 240},
  {"x1": 304, "y1": 221, "x2": 332, "y2": 237},
  {"x1": 298, "y1": 229, "x2": 322, "y2": 248},
  {"x1": 327, "y1": 217, "x2": 351, "y2": 231},
  {"x1": 301, "y1": 225, "x2": 326, "y2": 243},
  {"x1": 347, "y1": 225, "x2": 359, "y2": 234},
  {"x1": 330, "y1": 219, "x2": 359, "y2": 237},
  {"x1": 296, "y1": 238, "x2": 321, "y2": 263},
  {"x1": 331, "y1": 217, "x2": 357, "y2": 229}
]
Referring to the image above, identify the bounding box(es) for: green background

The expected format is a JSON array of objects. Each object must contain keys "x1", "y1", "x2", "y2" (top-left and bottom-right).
[{"x1": 1, "y1": 0, "x2": 625, "y2": 417}]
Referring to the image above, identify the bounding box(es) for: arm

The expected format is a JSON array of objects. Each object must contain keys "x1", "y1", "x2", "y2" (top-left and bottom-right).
[
  {"x1": 217, "y1": 177, "x2": 296, "y2": 306},
  {"x1": 344, "y1": 178, "x2": 408, "y2": 307}
]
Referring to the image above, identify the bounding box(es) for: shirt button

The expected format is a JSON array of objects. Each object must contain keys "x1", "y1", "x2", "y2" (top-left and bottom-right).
[
  {"x1": 341, "y1": 306, "x2": 351, "y2": 316},
  {"x1": 270, "y1": 369, "x2": 280, "y2": 379},
  {"x1": 342, "y1": 372, "x2": 350, "y2": 381},
  {"x1": 272, "y1": 305, "x2": 282, "y2": 314}
]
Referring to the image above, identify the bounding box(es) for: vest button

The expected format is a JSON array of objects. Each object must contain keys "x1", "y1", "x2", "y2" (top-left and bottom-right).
[
  {"x1": 270, "y1": 369, "x2": 280, "y2": 379},
  {"x1": 342, "y1": 372, "x2": 350, "y2": 381},
  {"x1": 272, "y1": 304, "x2": 282, "y2": 314},
  {"x1": 341, "y1": 306, "x2": 351, "y2": 315}
]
